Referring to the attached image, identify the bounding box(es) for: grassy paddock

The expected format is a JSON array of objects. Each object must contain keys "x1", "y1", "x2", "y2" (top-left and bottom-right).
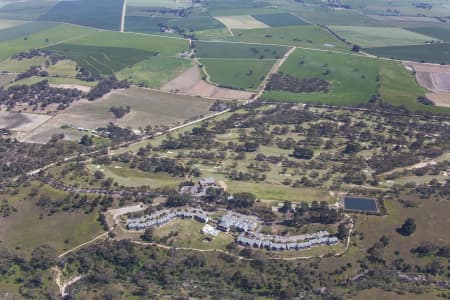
[
  {"x1": 116, "y1": 57, "x2": 193, "y2": 88},
  {"x1": 329, "y1": 26, "x2": 437, "y2": 48},
  {"x1": 201, "y1": 58, "x2": 275, "y2": 90},
  {"x1": 263, "y1": 49, "x2": 379, "y2": 105}
]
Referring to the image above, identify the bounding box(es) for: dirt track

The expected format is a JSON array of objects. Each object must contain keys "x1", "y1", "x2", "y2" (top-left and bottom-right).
[{"x1": 161, "y1": 66, "x2": 254, "y2": 100}]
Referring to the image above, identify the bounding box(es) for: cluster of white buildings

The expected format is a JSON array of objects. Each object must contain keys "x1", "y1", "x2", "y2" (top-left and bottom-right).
[
  {"x1": 237, "y1": 231, "x2": 338, "y2": 251},
  {"x1": 126, "y1": 208, "x2": 209, "y2": 230},
  {"x1": 217, "y1": 212, "x2": 259, "y2": 233}
]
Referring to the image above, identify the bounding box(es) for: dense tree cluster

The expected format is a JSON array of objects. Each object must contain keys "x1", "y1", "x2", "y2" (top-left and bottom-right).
[
  {"x1": 266, "y1": 73, "x2": 329, "y2": 93},
  {"x1": 86, "y1": 77, "x2": 129, "y2": 100},
  {"x1": 109, "y1": 105, "x2": 131, "y2": 118},
  {"x1": 0, "y1": 80, "x2": 84, "y2": 110}
]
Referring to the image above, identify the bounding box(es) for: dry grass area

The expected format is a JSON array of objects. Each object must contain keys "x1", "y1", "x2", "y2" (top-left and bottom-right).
[
  {"x1": 0, "y1": 111, "x2": 51, "y2": 133},
  {"x1": 22, "y1": 87, "x2": 215, "y2": 143},
  {"x1": 0, "y1": 74, "x2": 14, "y2": 87},
  {"x1": 215, "y1": 15, "x2": 269, "y2": 29},
  {"x1": 161, "y1": 66, "x2": 254, "y2": 100}
]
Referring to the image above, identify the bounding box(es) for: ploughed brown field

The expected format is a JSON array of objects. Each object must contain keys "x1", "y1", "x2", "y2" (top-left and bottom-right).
[{"x1": 161, "y1": 66, "x2": 254, "y2": 100}]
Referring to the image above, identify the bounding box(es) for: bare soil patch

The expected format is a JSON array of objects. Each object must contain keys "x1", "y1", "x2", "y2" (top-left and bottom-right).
[
  {"x1": 161, "y1": 66, "x2": 254, "y2": 100},
  {"x1": 407, "y1": 62, "x2": 450, "y2": 92},
  {"x1": 0, "y1": 111, "x2": 52, "y2": 134},
  {"x1": 49, "y1": 84, "x2": 92, "y2": 93},
  {"x1": 426, "y1": 92, "x2": 450, "y2": 107}
]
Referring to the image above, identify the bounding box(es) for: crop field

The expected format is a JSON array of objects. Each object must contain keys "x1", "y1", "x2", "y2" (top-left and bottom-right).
[
  {"x1": 65, "y1": 30, "x2": 189, "y2": 56},
  {"x1": 168, "y1": 15, "x2": 225, "y2": 32},
  {"x1": 231, "y1": 26, "x2": 351, "y2": 51},
  {"x1": 127, "y1": 0, "x2": 192, "y2": 9},
  {"x1": 329, "y1": 26, "x2": 437, "y2": 48},
  {"x1": 0, "y1": 56, "x2": 46, "y2": 72},
  {"x1": 161, "y1": 65, "x2": 255, "y2": 99},
  {"x1": 252, "y1": 13, "x2": 309, "y2": 27},
  {"x1": 292, "y1": 5, "x2": 382, "y2": 26},
  {"x1": 23, "y1": 87, "x2": 215, "y2": 143},
  {"x1": 125, "y1": 16, "x2": 174, "y2": 34},
  {"x1": 366, "y1": 43, "x2": 450, "y2": 65},
  {"x1": 200, "y1": 58, "x2": 274, "y2": 90},
  {"x1": 0, "y1": 0, "x2": 56, "y2": 20},
  {"x1": 39, "y1": 0, "x2": 123, "y2": 30},
  {"x1": 215, "y1": 15, "x2": 268, "y2": 30},
  {"x1": 0, "y1": 21, "x2": 56, "y2": 42},
  {"x1": 194, "y1": 41, "x2": 288, "y2": 59},
  {"x1": 48, "y1": 44, "x2": 158, "y2": 76},
  {"x1": 0, "y1": 23, "x2": 97, "y2": 61},
  {"x1": 116, "y1": 57, "x2": 193, "y2": 88},
  {"x1": 263, "y1": 49, "x2": 379, "y2": 105},
  {"x1": 407, "y1": 26, "x2": 450, "y2": 42},
  {"x1": 126, "y1": 15, "x2": 224, "y2": 34}
]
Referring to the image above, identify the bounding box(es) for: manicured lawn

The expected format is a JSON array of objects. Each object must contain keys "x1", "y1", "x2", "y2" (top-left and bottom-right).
[
  {"x1": 154, "y1": 219, "x2": 234, "y2": 250},
  {"x1": 263, "y1": 49, "x2": 379, "y2": 105},
  {"x1": 116, "y1": 57, "x2": 193, "y2": 88},
  {"x1": 65, "y1": 30, "x2": 189, "y2": 57},
  {"x1": 201, "y1": 58, "x2": 275, "y2": 90},
  {"x1": 329, "y1": 26, "x2": 436, "y2": 48}
]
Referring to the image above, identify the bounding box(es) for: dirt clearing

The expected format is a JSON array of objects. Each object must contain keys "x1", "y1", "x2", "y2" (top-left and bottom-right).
[
  {"x1": 407, "y1": 62, "x2": 450, "y2": 92},
  {"x1": 0, "y1": 111, "x2": 52, "y2": 133},
  {"x1": 215, "y1": 15, "x2": 269, "y2": 29},
  {"x1": 426, "y1": 92, "x2": 450, "y2": 107},
  {"x1": 161, "y1": 66, "x2": 254, "y2": 100}
]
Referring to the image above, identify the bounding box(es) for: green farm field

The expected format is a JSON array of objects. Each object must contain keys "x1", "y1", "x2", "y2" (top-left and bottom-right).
[
  {"x1": 116, "y1": 56, "x2": 193, "y2": 88},
  {"x1": 65, "y1": 30, "x2": 189, "y2": 56},
  {"x1": 378, "y1": 60, "x2": 449, "y2": 113},
  {"x1": 263, "y1": 49, "x2": 379, "y2": 105},
  {"x1": 230, "y1": 26, "x2": 351, "y2": 51},
  {"x1": 366, "y1": 43, "x2": 450, "y2": 65},
  {"x1": 194, "y1": 41, "x2": 288, "y2": 59},
  {"x1": 329, "y1": 26, "x2": 437, "y2": 48},
  {"x1": 201, "y1": 58, "x2": 274, "y2": 90},
  {"x1": 48, "y1": 44, "x2": 158, "y2": 76},
  {"x1": 407, "y1": 26, "x2": 450, "y2": 42},
  {"x1": 252, "y1": 13, "x2": 309, "y2": 27},
  {"x1": 6, "y1": 76, "x2": 97, "y2": 89},
  {"x1": 0, "y1": 23, "x2": 97, "y2": 61}
]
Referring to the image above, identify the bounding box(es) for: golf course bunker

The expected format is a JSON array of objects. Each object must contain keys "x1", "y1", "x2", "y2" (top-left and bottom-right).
[{"x1": 343, "y1": 196, "x2": 378, "y2": 213}]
